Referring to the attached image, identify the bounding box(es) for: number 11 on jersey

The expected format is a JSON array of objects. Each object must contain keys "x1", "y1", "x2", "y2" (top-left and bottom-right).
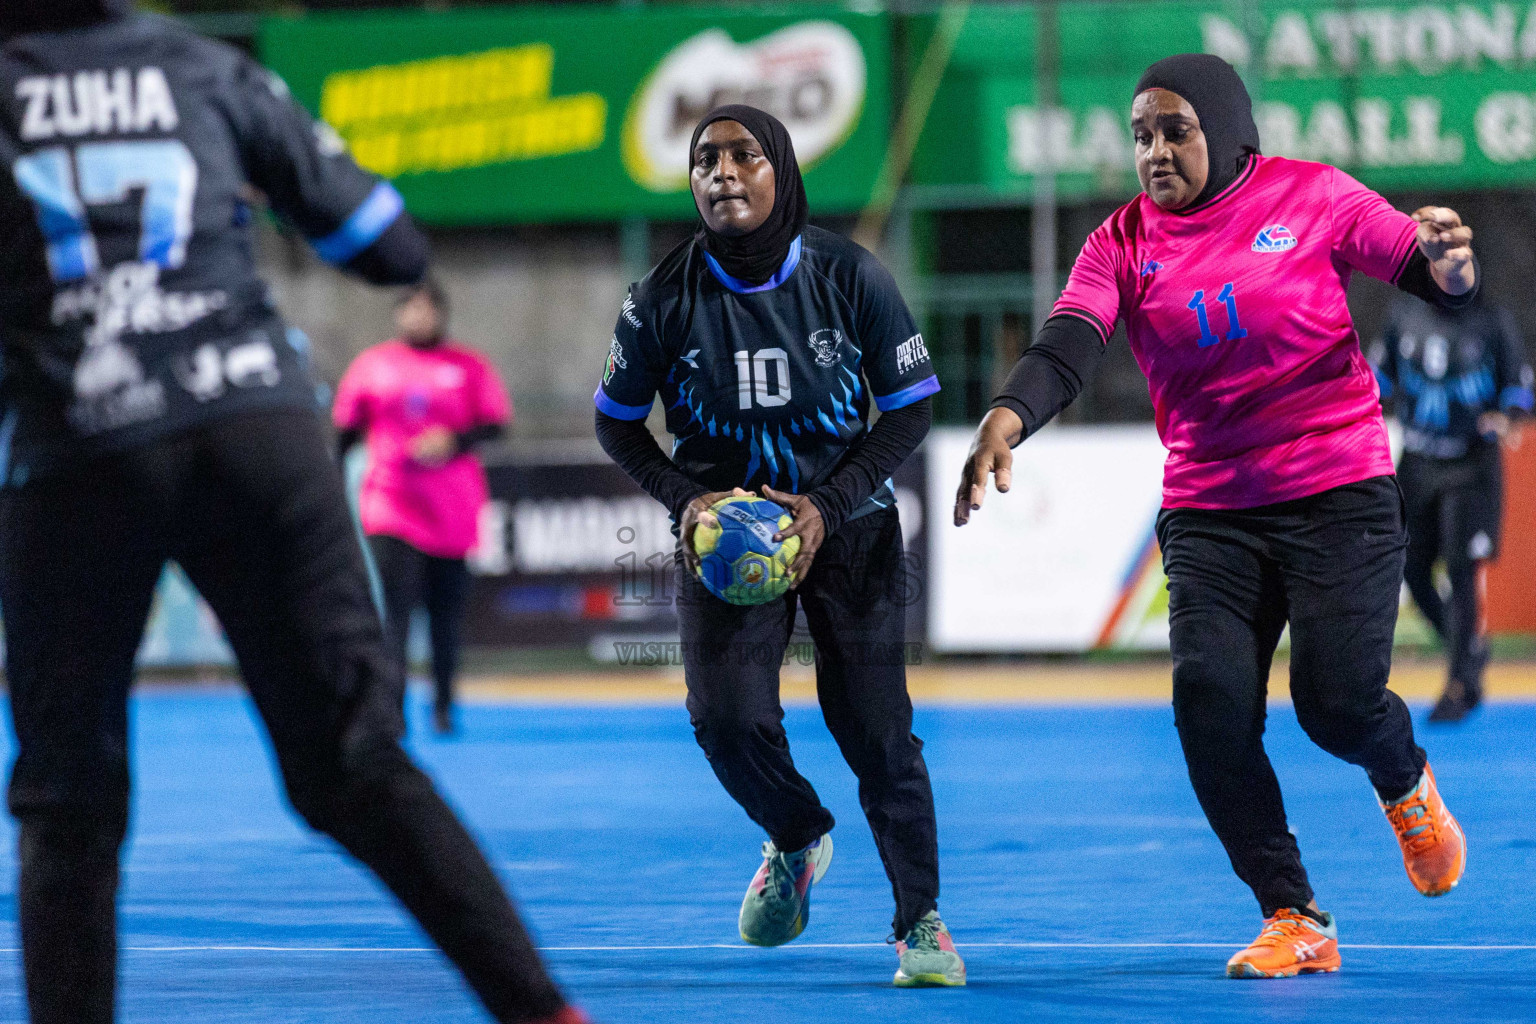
[{"x1": 1188, "y1": 283, "x2": 1248, "y2": 349}]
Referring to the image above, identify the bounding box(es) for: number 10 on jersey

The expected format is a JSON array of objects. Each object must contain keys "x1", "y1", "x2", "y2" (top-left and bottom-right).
[{"x1": 734, "y1": 348, "x2": 792, "y2": 410}]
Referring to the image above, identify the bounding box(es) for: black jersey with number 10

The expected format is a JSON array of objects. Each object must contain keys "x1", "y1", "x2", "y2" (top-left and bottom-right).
[{"x1": 595, "y1": 225, "x2": 939, "y2": 519}]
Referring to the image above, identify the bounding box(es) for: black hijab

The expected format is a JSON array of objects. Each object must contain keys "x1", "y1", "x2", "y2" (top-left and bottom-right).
[
  {"x1": 1134, "y1": 53, "x2": 1261, "y2": 211},
  {"x1": 1, "y1": 0, "x2": 132, "y2": 39},
  {"x1": 689, "y1": 104, "x2": 808, "y2": 285}
]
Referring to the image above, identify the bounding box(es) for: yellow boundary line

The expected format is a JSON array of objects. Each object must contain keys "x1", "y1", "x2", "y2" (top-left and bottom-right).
[{"x1": 458, "y1": 660, "x2": 1536, "y2": 706}]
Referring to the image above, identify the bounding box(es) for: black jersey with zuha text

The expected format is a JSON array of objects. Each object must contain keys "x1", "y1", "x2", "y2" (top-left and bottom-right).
[
  {"x1": 0, "y1": 13, "x2": 407, "y2": 474},
  {"x1": 595, "y1": 226, "x2": 939, "y2": 520}
]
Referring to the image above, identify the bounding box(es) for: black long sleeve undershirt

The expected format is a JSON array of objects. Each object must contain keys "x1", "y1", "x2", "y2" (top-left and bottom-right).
[
  {"x1": 594, "y1": 412, "x2": 710, "y2": 524},
  {"x1": 455, "y1": 422, "x2": 505, "y2": 453},
  {"x1": 992, "y1": 249, "x2": 1477, "y2": 445},
  {"x1": 342, "y1": 212, "x2": 431, "y2": 286},
  {"x1": 991, "y1": 315, "x2": 1107, "y2": 444},
  {"x1": 806, "y1": 397, "x2": 931, "y2": 536},
  {"x1": 334, "y1": 422, "x2": 505, "y2": 464},
  {"x1": 595, "y1": 396, "x2": 932, "y2": 534},
  {"x1": 336, "y1": 425, "x2": 364, "y2": 459},
  {"x1": 1396, "y1": 249, "x2": 1478, "y2": 310}
]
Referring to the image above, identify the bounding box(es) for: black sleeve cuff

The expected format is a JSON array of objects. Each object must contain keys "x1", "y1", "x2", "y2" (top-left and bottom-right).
[
  {"x1": 453, "y1": 423, "x2": 505, "y2": 455},
  {"x1": 805, "y1": 490, "x2": 847, "y2": 539},
  {"x1": 1395, "y1": 249, "x2": 1479, "y2": 310},
  {"x1": 991, "y1": 314, "x2": 1106, "y2": 442},
  {"x1": 988, "y1": 397, "x2": 1035, "y2": 447},
  {"x1": 343, "y1": 212, "x2": 431, "y2": 286}
]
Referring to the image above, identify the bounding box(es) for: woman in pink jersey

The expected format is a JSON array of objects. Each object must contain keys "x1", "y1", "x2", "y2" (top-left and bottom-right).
[
  {"x1": 335, "y1": 281, "x2": 511, "y2": 734},
  {"x1": 955, "y1": 54, "x2": 1473, "y2": 978}
]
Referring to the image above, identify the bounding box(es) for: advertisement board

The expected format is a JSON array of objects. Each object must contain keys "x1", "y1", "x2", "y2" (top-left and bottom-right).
[
  {"x1": 32, "y1": 429, "x2": 1536, "y2": 668},
  {"x1": 258, "y1": 5, "x2": 890, "y2": 224},
  {"x1": 464, "y1": 445, "x2": 930, "y2": 660},
  {"x1": 926, "y1": 425, "x2": 1173, "y2": 653},
  {"x1": 912, "y1": 0, "x2": 1536, "y2": 199}
]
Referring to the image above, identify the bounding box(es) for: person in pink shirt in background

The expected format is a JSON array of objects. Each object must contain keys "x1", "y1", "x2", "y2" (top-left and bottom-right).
[
  {"x1": 334, "y1": 281, "x2": 511, "y2": 735},
  {"x1": 955, "y1": 54, "x2": 1473, "y2": 979}
]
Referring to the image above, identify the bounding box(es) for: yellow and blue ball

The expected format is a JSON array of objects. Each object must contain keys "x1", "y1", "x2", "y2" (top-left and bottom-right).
[{"x1": 691, "y1": 496, "x2": 800, "y2": 605}]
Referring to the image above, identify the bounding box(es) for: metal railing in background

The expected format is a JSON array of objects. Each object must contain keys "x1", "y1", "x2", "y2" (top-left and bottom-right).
[{"x1": 903, "y1": 273, "x2": 1033, "y2": 425}]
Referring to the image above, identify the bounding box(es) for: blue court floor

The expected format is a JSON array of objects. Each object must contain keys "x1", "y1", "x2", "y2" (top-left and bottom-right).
[{"x1": 0, "y1": 689, "x2": 1531, "y2": 1023}]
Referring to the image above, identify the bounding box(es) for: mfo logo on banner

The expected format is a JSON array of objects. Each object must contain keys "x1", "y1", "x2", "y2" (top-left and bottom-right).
[
  {"x1": 621, "y1": 22, "x2": 867, "y2": 193},
  {"x1": 259, "y1": 7, "x2": 888, "y2": 223}
]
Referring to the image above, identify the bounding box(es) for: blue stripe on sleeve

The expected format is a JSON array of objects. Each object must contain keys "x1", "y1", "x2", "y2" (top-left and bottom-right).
[
  {"x1": 874, "y1": 374, "x2": 941, "y2": 412},
  {"x1": 1374, "y1": 367, "x2": 1394, "y2": 398},
  {"x1": 1501, "y1": 384, "x2": 1534, "y2": 412},
  {"x1": 310, "y1": 182, "x2": 405, "y2": 266},
  {"x1": 594, "y1": 385, "x2": 653, "y2": 420}
]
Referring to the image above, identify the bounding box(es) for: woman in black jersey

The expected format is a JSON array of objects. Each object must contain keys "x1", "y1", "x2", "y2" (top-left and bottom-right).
[{"x1": 595, "y1": 106, "x2": 964, "y2": 988}]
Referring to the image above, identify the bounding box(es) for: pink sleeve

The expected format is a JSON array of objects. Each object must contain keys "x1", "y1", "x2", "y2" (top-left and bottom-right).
[
  {"x1": 332, "y1": 350, "x2": 371, "y2": 429},
  {"x1": 1331, "y1": 166, "x2": 1419, "y2": 284},
  {"x1": 474, "y1": 354, "x2": 512, "y2": 426},
  {"x1": 1050, "y1": 220, "x2": 1125, "y2": 343}
]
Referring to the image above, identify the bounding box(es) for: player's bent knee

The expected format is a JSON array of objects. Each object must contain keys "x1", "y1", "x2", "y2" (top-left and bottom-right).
[
  {"x1": 280, "y1": 741, "x2": 427, "y2": 836},
  {"x1": 16, "y1": 803, "x2": 129, "y2": 867},
  {"x1": 691, "y1": 711, "x2": 784, "y2": 761},
  {"x1": 9, "y1": 759, "x2": 130, "y2": 847},
  {"x1": 1171, "y1": 667, "x2": 1253, "y2": 731},
  {"x1": 1293, "y1": 699, "x2": 1380, "y2": 761}
]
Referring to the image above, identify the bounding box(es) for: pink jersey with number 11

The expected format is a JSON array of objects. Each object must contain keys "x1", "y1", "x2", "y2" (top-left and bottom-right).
[{"x1": 1055, "y1": 155, "x2": 1419, "y2": 509}]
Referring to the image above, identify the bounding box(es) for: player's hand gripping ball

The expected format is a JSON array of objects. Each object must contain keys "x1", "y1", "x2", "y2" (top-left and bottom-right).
[{"x1": 691, "y1": 496, "x2": 800, "y2": 605}]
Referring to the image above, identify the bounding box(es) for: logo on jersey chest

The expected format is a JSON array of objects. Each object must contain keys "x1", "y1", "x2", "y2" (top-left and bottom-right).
[
  {"x1": 1252, "y1": 224, "x2": 1298, "y2": 253},
  {"x1": 807, "y1": 328, "x2": 842, "y2": 368}
]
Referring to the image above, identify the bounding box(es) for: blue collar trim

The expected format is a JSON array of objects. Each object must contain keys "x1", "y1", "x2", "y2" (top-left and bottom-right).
[{"x1": 704, "y1": 235, "x2": 802, "y2": 294}]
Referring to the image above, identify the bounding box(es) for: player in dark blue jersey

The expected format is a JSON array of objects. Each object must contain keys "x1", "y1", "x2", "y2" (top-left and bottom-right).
[
  {"x1": 0, "y1": 4, "x2": 583, "y2": 1022},
  {"x1": 595, "y1": 105, "x2": 963, "y2": 988},
  {"x1": 1370, "y1": 295, "x2": 1534, "y2": 722}
]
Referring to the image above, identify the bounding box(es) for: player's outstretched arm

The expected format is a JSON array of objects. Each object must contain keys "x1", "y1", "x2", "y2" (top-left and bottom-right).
[
  {"x1": 953, "y1": 407, "x2": 1020, "y2": 526},
  {"x1": 1411, "y1": 207, "x2": 1476, "y2": 297},
  {"x1": 954, "y1": 313, "x2": 1107, "y2": 526},
  {"x1": 224, "y1": 56, "x2": 428, "y2": 285}
]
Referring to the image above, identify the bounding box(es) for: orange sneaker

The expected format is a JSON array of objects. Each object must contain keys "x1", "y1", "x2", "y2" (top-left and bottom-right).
[
  {"x1": 1379, "y1": 764, "x2": 1466, "y2": 897},
  {"x1": 1226, "y1": 908, "x2": 1340, "y2": 979}
]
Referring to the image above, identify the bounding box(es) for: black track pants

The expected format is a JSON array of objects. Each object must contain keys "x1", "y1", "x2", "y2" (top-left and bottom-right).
[
  {"x1": 370, "y1": 534, "x2": 470, "y2": 713},
  {"x1": 1156, "y1": 476, "x2": 1427, "y2": 918},
  {"x1": 676, "y1": 507, "x2": 938, "y2": 938},
  {"x1": 1399, "y1": 450, "x2": 1501, "y2": 695},
  {"x1": 0, "y1": 409, "x2": 565, "y2": 1024}
]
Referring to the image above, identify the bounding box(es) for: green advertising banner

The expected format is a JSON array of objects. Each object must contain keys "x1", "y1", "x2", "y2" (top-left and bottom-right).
[
  {"x1": 912, "y1": 0, "x2": 1536, "y2": 200},
  {"x1": 258, "y1": 5, "x2": 890, "y2": 224}
]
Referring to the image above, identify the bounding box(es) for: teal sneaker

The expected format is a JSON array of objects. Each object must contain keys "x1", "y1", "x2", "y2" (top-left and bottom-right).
[
  {"x1": 894, "y1": 910, "x2": 966, "y2": 987},
  {"x1": 738, "y1": 834, "x2": 832, "y2": 947}
]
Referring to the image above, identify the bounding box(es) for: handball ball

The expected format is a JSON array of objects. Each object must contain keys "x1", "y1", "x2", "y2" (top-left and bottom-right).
[{"x1": 692, "y1": 496, "x2": 800, "y2": 605}]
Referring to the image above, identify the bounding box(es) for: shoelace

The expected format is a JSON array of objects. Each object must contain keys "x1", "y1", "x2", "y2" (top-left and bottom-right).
[
  {"x1": 902, "y1": 916, "x2": 942, "y2": 952},
  {"x1": 1385, "y1": 789, "x2": 1438, "y2": 853},
  {"x1": 1251, "y1": 913, "x2": 1313, "y2": 948},
  {"x1": 759, "y1": 842, "x2": 801, "y2": 900}
]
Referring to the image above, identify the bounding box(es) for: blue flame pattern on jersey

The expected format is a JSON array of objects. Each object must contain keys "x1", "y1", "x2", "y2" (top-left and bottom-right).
[
  {"x1": 1396, "y1": 362, "x2": 1495, "y2": 431},
  {"x1": 663, "y1": 351, "x2": 870, "y2": 491},
  {"x1": 1371, "y1": 297, "x2": 1533, "y2": 460},
  {"x1": 594, "y1": 227, "x2": 939, "y2": 512}
]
